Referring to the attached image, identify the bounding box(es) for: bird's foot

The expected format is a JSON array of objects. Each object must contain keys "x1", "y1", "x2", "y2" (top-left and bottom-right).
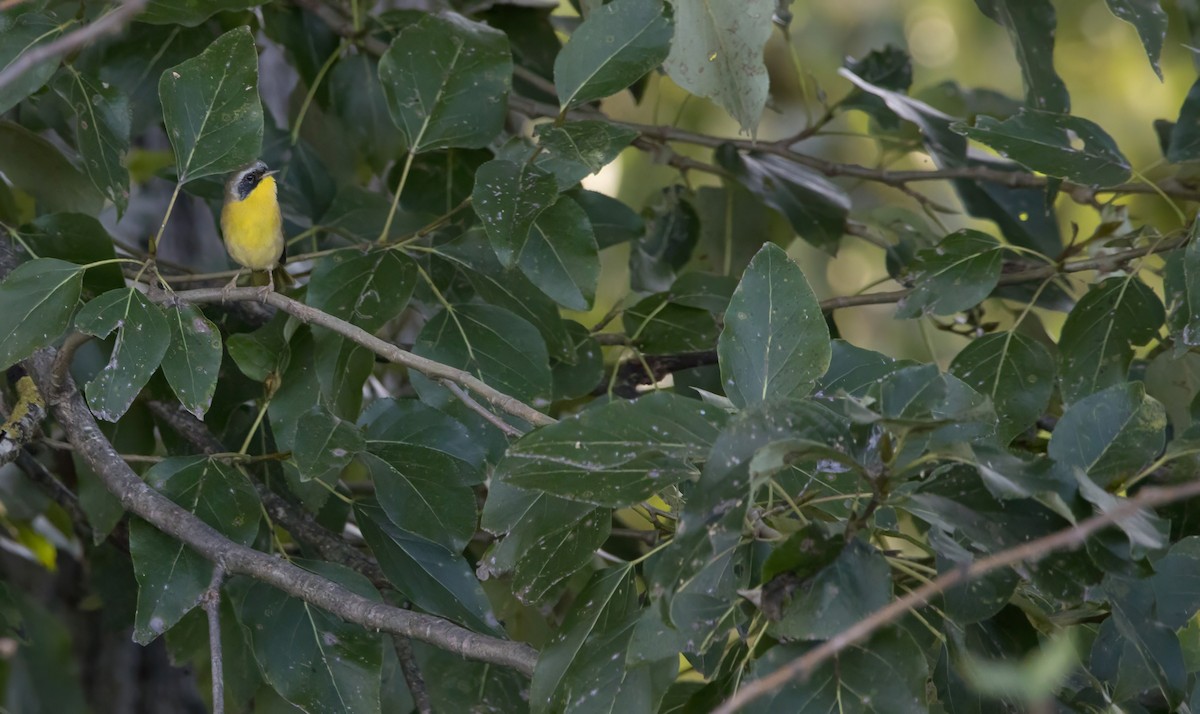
[{"x1": 220, "y1": 271, "x2": 242, "y2": 302}]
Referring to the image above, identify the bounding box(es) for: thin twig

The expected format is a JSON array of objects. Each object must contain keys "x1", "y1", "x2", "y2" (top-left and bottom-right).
[
  {"x1": 713, "y1": 477, "x2": 1200, "y2": 714},
  {"x1": 202, "y1": 564, "x2": 227, "y2": 714},
  {"x1": 441, "y1": 380, "x2": 524, "y2": 437},
  {"x1": 0, "y1": 0, "x2": 150, "y2": 93},
  {"x1": 392, "y1": 635, "x2": 433, "y2": 714}
]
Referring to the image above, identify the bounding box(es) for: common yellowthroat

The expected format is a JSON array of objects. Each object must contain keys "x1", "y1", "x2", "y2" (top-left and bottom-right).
[{"x1": 221, "y1": 160, "x2": 286, "y2": 296}]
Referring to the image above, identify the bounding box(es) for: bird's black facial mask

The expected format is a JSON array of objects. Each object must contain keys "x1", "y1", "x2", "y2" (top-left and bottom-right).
[{"x1": 236, "y1": 166, "x2": 268, "y2": 201}]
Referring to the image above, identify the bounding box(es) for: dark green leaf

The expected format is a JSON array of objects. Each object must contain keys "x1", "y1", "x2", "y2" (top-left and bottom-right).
[
  {"x1": 378, "y1": 13, "x2": 512, "y2": 153},
  {"x1": 361, "y1": 398, "x2": 487, "y2": 468},
  {"x1": 361, "y1": 445, "x2": 478, "y2": 551},
  {"x1": 319, "y1": 185, "x2": 425, "y2": 243},
  {"x1": 1048, "y1": 382, "x2": 1166, "y2": 489},
  {"x1": 1144, "y1": 350, "x2": 1200, "y2": 432},
  {"x1": 534, "y1": 120, "x2": 637, "y2": 189},
  {"x1": 949, "y1": 332, "x2": 1055, "y2": 442},
  {"x1": 356, "y1": 503, "x2": 500, "y2": 635},
  {"x1": 328, "y1": 53, "x2": 406, "y2": 173},
  {"x1": 817, "y1": 340, "x2": 915, "y2": 397},
  {"x1": 768, "y1": 540, "x2": 892, "y2": 639},
  {"x1": 0, "y1": 258, "x2": 83, "y2": 369},
  {"x1": 1106, "y1": 0, "x2": 1168, "y2": 80},
  {"x1": 158, "y1": 26, "x2": 263, "y2": 183},
  {"x1": 496, "y1": 391, "x2": 723, "y2": 506},
  {"x1": 1075, "y1": 470, "x2": 1168, "y2": 551},
  {"x1": 623, "y1": 293, "x2": 719, "y2": 355},
  {"x1": 226, "y1": 310, "x2": 290, "y2": 383},
  {"x1": 293, "y1": 407, "x2": 364, "y2": 482},
  {"x1": 719, "y1": 243, "x2": 831, "y2": 407},
  {"x1": 572, "y1": 188, "x2": 645, "y2": 249},
  {"x1": 139, "y1": 0, "x2": 261, "y2": 26},
  {"x1": 480, "y1": 482, "x2": 611, "y2": 605},
  {"x1": 1169, "y1": 76, "x2": 1200, "y2": 163},
  {"x1": 3, "y1": 588, "x2": 88, "y2": 713},
  {"x1": 519, "y1": 195, "x2": 599, "y2": 311},
  {"x1": 744, "y1": 628, "x2": 929, "y2": 714},
  {"x1": 132, "y1": 457, "x2": 260, "y2": 644},
  {"x1": 161, "y1": 303, "x2": 222, "y2": 419},
  {"x1": 74, "y1": 288, "x2": 170, "y2": 422},
  {"x1": 413, "y1": 303, "x2": 552, "y2": 406},
  {"x1": 629, "y1": 187, "x2": 699, "y2": 293},
  {"x1": 1182, "y1": 220, "x2": 1200, "y2": 346},
  {"x1": 956, "y1": 110, "x2": 1130, "y2": 187},
  {"x1": 0, "y1": 12, "x2": 63, "y2": 113},
  {"x1": 0, "y1": 120, "x2": 104, "y2": 215},
  {"x1": 715, "y1": 145, "x2": 850, "y2": 252},
  {"x1": 54, "y1": 69, "x2": 131, "y2": 216},
  {"x1": 668, "y1": 272, "x2": 738, "y2": 314},
  {"x1": 238, "y1": 561, "x2": 383, "y2": 714},
  {"x1": 929, "y1": 529, "x2": 1018, "y2": 624},
  {"x1": 1058, "y1": 277, "x2": 1163, "y2": 404},
  {"x1": 552, "y1": 320, "x2": 604, "y2": 401},
  {"x1": 663, "y1": 0, "x2": 772, "y2": 133},
  {"x1": 306, "y1": 249, "x2": 417, "y2": 331},
  {"x1": 973, "y1": 0, "x2": 1070, "y2": 113},
  {"x1": 554, "y1": 0, "x2": 671, "y2": 109},
  {"x1": 471, "y1": 159, "x2": 559, "y2": 268},
  {"x1": 896, "y1": 229, "x2": 1004, "y2": 317},
  {"x1": 20, "y1": 213, "x2": 122, "y2": 294}
]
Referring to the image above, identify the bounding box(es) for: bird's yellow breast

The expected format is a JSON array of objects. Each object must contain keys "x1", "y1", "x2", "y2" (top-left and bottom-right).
[{"x1": 220, "y1": 176, "x2": 284, "y2": 271}]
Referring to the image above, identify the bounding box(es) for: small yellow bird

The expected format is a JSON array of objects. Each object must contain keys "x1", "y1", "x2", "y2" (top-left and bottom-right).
[{"x1": 220, "y1": 160, "x2": 286, "y2": 296}]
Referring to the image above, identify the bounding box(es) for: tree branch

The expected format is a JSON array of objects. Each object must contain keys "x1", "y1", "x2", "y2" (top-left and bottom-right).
[
  {"x1": 163, "y1": 288, "x2": 554, "y2": 428},
  {"x1": 27, "y1": 350, "x2": 539, "y2": 676},
  {"x1": 713, "y1": 477, "x2": 1200, "y2": 714},
  {"x1": 202, "y1": 564, "x2": 226, "y2": 714},
  {"x1": 0, "y1": 0, "x2": 149, "y2": 94}
]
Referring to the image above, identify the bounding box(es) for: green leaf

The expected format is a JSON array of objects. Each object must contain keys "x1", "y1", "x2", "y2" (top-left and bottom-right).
[
  {"x1": 361, "y1": 398, "x2": 487, "y2": 468},
  {"x1": 1106, "y1": 0, "x2": 1167, "y2": 80},
  {"x1": 158, "y1": 26, "x2": 263, "y2": 183},
  {"x1": 480, "y1": 482, "x2": 611, "y2": 605},
  {"x1": 663, "y1": 0, "x2": 773, "y2": 133},
  {"x1": 18, "y1": 213, "x2": 122, "y2": 294},
  {"x1": 471, "y1": 159, "x2": 559, "y2": 268},
  {"x1": 54, "y1": 69, "x2": 131, "y2": 216},
  {"x1": 226, "y1": 310, "x2": 290, "y2": 383},
  {"x1": 131, "y1": 457, "x2": 260, "y2": 644},
  {"x1": 1048, "y1": 382, "x2": 1166, "y2": 489},
  {"x1": 238, "y1": 561, "x2": 383, "y2": 714},
  {"x1": 319, "y1": 185, "x2": 425, "y2": 243},
  {"x1": 895, "y1": 229, "x2": 1004, "y2": 317},
  {"x1": 956, "y1": 110, "x2": 1130, "y2": 187},
  {"x1": 1144, "y1": 350, "x2": 1200, "y2": 432},
  {"x1": 306, "y1": 249, "x2": 417, "y2": 332},
  {"x1": 1075, "y1": 470, "x2": 1168, "y2": 551},
  {"x1": 973, "y1": 0, "x2": 1070, "y2": 113},
  {"x1": 1058, "y1": 277, "x2": 1163, "y2": 404},
  {"x1": 554, "y1": 0, "x2": 672, "y2": 110},
  {"x1": 0, "y1": 258, "x2": 83, "y2": 369},
  {"x1": 531, "y1": 565, "x2": 675, "y2": 714},
  {"x1": 356, "y1": 503, "x2": 500, "y2": 635},
  {"x1": 1169, "y1": 77, "x2": 1200, "y2": 163},
  {"x1": 75, "y1": 288, "x2": 171, "y2": 422},
  {"x1": 715, "y1": 145, "x2": 850, "y2": 251},
  {"x1": 361, "y1": 447, "x2": 478, "y2": 552},
  {"x1": 534, "y1": 120, "x2": 637, "y2": 190},
  {"x1": 768, "y1": 540, "x2": 892, "y2": 640},
  {"x1": 0, "y1": 121, "x2": 104, "y2": 215},
  {"x1": 949, "y1": 332, "x2": 1055, "y2": 443},
  {"x1": 0, "y1": 12, "x2": 63, "y2": 114},
  {"x1": 328, "y1": 53, "x2": 407, "y2": 173},
  {"x1": 378, "y1": 13, "x2": 512, "y2": 153},
  {"x1": 744, "y1": 628, "x2": 929, "y2": 714},
  {"x1": 629, "y1": 187, "x2": 700, "y2": 293},
  {"x1": 161, "y1": 304, "x2": 222, "y2": 419},
  {"x1": 719, "y1": 243, "x2": 831, "y2": 407},
  {"x1": 495, "y1": 391, "x2": 725, "y2": 506},
  {"x1": 138, "y1": 0, "x2": 262, "y2": 26},
  {"x1": 817, "y1": 340, "x2": 915, "y2": 397},
  {"x1": 413, "y1": 303, "x2": 552, "y2": 406},
  {"x1": 293, "y1": 407, "x2": 364, "y2": 482},
  {"x1": 519, "y1": 195, "x2": 599, "y2": 311},
  {"x1": 552, "y1": 320, "x2": 604, "y2": 401},
  {"x1": 573, "y1": 188, "x2": 645, "y2": 249},
  {"x1": 623, "y1": 293, "x2": 719, "y2": 355},
  {"x1": 1181, "y1": 221, "x2": 1200, "y2": 346}
]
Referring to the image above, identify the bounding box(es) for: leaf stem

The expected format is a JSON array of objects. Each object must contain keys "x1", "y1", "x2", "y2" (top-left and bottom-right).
[
  {"x1": 290, "y1": 41, "x2": 344, "y2": 147},
  {"x1": 378, "y1": 150, "x2": 416, "y2": 243},
  {"x1": 238, "y1": 398, "x2": 272, "y2": 455},
  {"x1": 152, "y1": 181, "x2": 185, "y2": 256}
]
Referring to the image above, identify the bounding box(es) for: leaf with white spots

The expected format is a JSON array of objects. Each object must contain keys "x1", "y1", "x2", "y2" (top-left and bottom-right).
[
  {"x1": 949, "y1": 331, "x2": 1056, "y2": 443},
  {"x1": 306, "y1": 248, "x2": 417, "y2": 331},
  {"x1": 292, "y1": 406, "x2": 364, "y2": 483},
  {"x1": 54, "y1": 69, "x2": 131, "y2": 216},
  {"x1": 75, "y1": 287, "x2": 171, "y2": 422},
  {"x1": 471, "y1": 158, "x2": 559, "y2": 268},
  {"x1": 362, "y1": 447, "x2": 478, "y2": 553},
  {"x1": 553, "y1": 0, "x2": 672, "y2": 110},
  {"x1": 158, "y1": 26, "x2": 263, "y2": 183},
  {"x1": 161, "y1": 304, "x2": 222, "y2": 419},
  {"x1": 131, "y1": 457, "x2": 260, "y2": 644},
  {"x1": 494, "y1": 391, "x2": 725, "y2": 507},
  {"x1": 237, "y1": 560, "x2": 383, "y2": 714},
  {"x1": 973, "y1": 0, "x2": 1070, "y2": 113},
  {"x1": 895, "y1": 229, "x2": 1005, "y2": 318},
  {"x1": 1105, "y1": 0, "x2": 1167, "y2": 80},
  {"x1": 0, "y1": 258, "x2": 83, "y2": 370},
  {"x1": 378, "y1": 13, "x2": 512, "y2": 153},
  {"x1": 1048, "y1": 382, "x2": 1167, "y2": 489},
  {"x1": 718, "y1": 243, "x2": 831, "y2": 407}
]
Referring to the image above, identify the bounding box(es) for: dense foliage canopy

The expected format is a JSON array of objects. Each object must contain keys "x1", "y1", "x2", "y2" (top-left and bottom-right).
[{"x1": 3, "y1": 0, "x2": 1200, "y2": 712}]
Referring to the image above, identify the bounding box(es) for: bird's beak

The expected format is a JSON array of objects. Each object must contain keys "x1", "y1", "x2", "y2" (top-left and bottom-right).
[{"x1": 265, "y1": 169, "x2": 280, "y2": 177}]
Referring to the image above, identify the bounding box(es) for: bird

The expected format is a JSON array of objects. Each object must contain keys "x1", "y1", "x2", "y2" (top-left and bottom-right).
[{"x1": 220, "y1": 160, "x2": 286, "y2": 298}]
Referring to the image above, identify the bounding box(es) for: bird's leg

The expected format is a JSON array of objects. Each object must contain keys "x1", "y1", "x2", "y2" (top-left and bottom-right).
[
  {"x1": 256, "y1": 269, "x2": 274, "y2": 301},
  {"x1": 221, "y1": 269, "x2": 243, "y2": 302}
]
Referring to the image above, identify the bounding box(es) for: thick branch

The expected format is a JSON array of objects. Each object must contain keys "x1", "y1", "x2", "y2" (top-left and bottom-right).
[
  {"x1": 164, "y1": 288, "x2": 554, "y2": 428},
  {"x1": 713, "y1": 477, "x2": 1200, "y2": 714},
  {"x1": 28, "y1": 350, "x2": 538, "y2": 675}
]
